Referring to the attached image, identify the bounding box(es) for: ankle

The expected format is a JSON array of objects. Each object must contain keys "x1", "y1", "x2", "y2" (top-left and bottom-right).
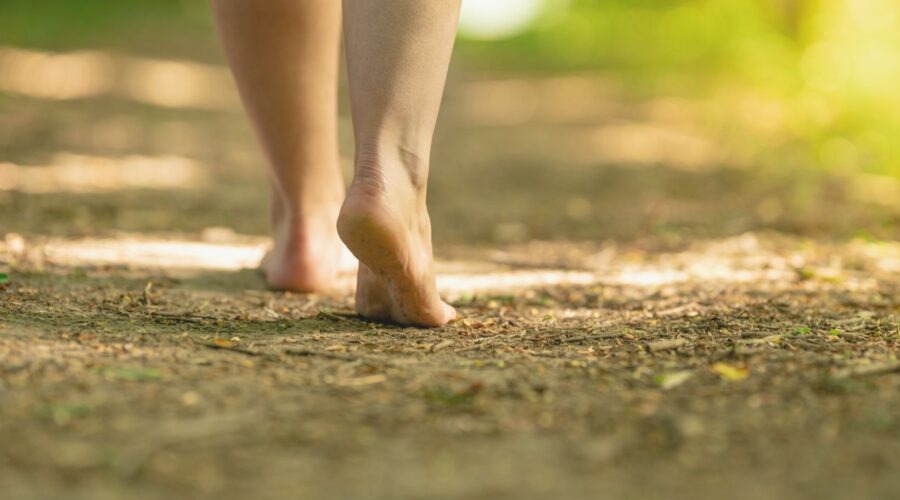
[
  {"x1": 353, "y1": 138, "x2": 430, "y2": 194},
  {"x1": 271, "y1": 187, "x2": 343, "y2": 221}
]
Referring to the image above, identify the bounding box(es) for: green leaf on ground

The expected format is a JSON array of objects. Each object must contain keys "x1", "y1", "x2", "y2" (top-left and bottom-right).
[
  {"x1": 114, "y1": 367, "x2": 162, "y2": 381},
  {"x1": 796, "y1": 268, "x2": 816, "y2": 280},
  {"x1": 93, "y1": 366, "x2": 162, "y2": 382},
  {"x1": 712, "y1": 363, "x2": 749, "y2": 382},
  {"x1": 68, "y1": 268, "x2": 87, "y2": 280},
  {"x1": 0, "y1": 272, "x2": 8, "y2": 285},
  {"x1": 39, "y1": 403, "x2": 91, "y2": 425},
  {"x1": 423, "y1": 384, "x2": 482, "y2": 406},
  {"x1": 793, "y1": 326, "x2": 812, "y2": 335},
  {"x1": 654, "y1": 371, "x2": 693, "y2": 390}
]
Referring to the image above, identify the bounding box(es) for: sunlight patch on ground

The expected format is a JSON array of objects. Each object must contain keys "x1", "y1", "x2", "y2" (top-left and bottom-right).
[
  {"x1": 460, "y1": 75, "x2": 620, "y2": 126},
  {"x1": 19, "y1": 236, "x2": 599, "y2": 295},
  {"x1": 7, "y1": 234, "x2": 895, "y2": 299},
  {"x1": 587, "y1": 122, "x2": 721, "y2": 171},
  {"x1": 607, "y1": 263, "x2": 791, "y2": 286},
  {"x1": 458, "y1": 75, "x2": 723, "y2": 171},
  {"x1": 849, "y1": 173, "x2": 900, "y2": 207},
  {"x1": 118, "y1": 59, "x2": 236, "y2": 110},
  {"x1": 455, "y1": 122, "x2": 723, "y2": 171},
  {"x1": 0, "y1": 154, "x2": 208, "y2": 193},
  {"x1": 438, "y1": 270, "x2": 597, "y2": 296},
  {"x1": 591, "y1": 233, "x2": 899, "y2": 289},
  {"x1": 38, "y1": 238, "x2": 266, "y2": 271},
  {"x1": 849, "y1": 239, "x2": 900, "y2": 273},
  {"x1": 0, "y1": 46, "x2": 237, "y2": 110},
  {"x1": 0, "y1": 47, "x2": 115, "y2": 99}
]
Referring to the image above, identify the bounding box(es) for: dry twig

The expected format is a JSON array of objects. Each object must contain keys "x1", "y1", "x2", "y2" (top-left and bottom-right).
[{"x1": 647, "y1": 338, "x2": 687, "y2": 352}]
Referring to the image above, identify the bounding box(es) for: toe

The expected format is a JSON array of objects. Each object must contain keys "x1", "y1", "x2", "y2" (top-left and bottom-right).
[
  {"x1": 442, "y1": 302, "x2": 458, "y2": 323},
  {"x1": 258, "y1": 248, "x2": 274, "y2": 275}
]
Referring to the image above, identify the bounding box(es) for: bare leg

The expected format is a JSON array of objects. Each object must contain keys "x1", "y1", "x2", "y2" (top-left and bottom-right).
[
  {"x1": 337, "y1": 0, "x2": 460, "y2": 326},
  {"x1": 211, "y1": 0, "x2": 351, "y2": 292}
]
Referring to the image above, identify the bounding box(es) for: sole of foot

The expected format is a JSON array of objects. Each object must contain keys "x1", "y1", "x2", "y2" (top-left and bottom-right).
[{"x1": 337, "y1": 181, "x2": 456, "y2": 327}]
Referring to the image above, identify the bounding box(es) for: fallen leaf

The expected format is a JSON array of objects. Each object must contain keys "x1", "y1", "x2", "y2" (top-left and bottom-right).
[
  {"x1": 108, "y1": 367, "x2": 162, "y2": 382},
  {"x1": 654, "y1": 370, "x2": 693, "y2": 389},
  {"x1": 712, "y1": 362, "x2": 749, "y2": 381}
]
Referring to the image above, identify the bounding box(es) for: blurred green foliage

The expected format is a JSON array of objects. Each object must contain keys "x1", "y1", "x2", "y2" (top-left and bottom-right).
[
  {"x1": 1, "y1": 0, "x2": 897, "y2": 178},
  {"x1": 0, "y1": 0, "x2": 213, "y2": 55},
  {"x1": 456, "y1": 0, "x2": 900, "y2": 178}
]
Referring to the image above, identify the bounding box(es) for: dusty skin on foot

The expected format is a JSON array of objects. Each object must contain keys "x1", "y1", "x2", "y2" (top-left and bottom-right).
[
  {"x1": 337, "y1": 159, "x2": 456, "y2": 328},
  {"x1": 260, "y1": 198, "x2": 356, "y2": 293}
]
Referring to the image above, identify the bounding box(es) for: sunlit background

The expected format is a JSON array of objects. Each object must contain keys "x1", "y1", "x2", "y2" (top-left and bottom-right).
[
  {"x1": 1, "y1": 0, "x2": 898, "y2": 253},
  {"x1": 459, "y1": 0, "x2": 900, "y2": 178}
]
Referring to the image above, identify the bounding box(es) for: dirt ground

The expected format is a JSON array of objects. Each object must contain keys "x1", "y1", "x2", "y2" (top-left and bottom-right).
[{"x1": 2, "y1": 41, "x2": 900, "y2": 499}]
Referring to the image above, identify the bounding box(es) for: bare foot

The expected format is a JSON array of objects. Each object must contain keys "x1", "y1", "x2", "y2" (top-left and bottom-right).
[
  {"x1": 336, "y1": 153, "x2": 456, "y2": 327},
  {"x1": 261, "y1": 196, "x2": 356, "y2": 293}
]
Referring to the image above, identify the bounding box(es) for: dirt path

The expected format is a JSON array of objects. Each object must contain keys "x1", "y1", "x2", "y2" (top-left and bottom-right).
[
  {"x1": 2, "y1": 44, "x2": 900, "y2": 499},
  {"x1": 2, "y1": 232, "x2": 899, "y2": 499}
]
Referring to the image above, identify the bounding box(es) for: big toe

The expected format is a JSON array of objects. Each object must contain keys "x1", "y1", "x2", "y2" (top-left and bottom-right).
[
  {"x1": 391, "y1": 298, "x2": 455, "y2": 327},
  {"x1": 441, "y1": 302, "x2": 458, "y2": 323},
  {"x1": 414, "y1": 301, "x2": 456, "y2": 328}
]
